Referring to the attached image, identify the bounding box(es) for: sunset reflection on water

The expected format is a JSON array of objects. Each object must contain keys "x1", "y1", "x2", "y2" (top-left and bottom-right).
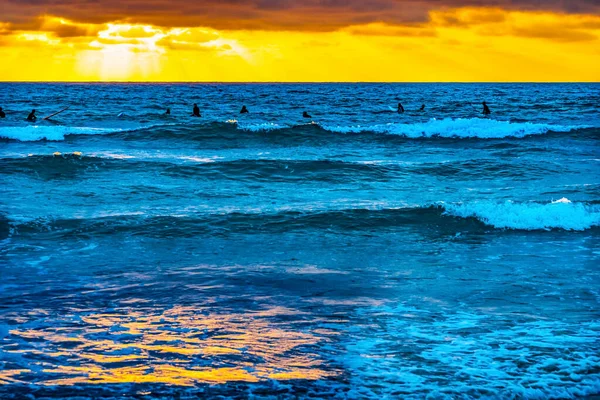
[{"x1": 2, "y1": 304, "x2": 338, "y2": 387}]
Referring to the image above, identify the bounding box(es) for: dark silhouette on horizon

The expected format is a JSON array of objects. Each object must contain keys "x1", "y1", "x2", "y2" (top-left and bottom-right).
[
  {"x1": 192, "y1": 104, "x2": 201, "y2": 117},
  {"x1": 482, "y1": 102, "x2": 491, "y2": 115}
]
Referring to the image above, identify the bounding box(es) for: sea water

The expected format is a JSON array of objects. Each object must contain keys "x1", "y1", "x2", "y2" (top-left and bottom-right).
[{"x1": 0, "y1": 83, "x2": 599, "y2": 398}]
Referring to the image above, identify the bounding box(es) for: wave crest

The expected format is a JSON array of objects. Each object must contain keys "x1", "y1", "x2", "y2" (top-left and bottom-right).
[
  {"x1": 321, "y1": 118, "x2": 581, "y2": 139},
  {"x1": 3, "y1": 200, "x2": 598, "y2": 240},
  {"x1": 443, "y1": 199, "x2": 600, "y2": 231},
  {"x1": 0, "y1": 123, "x2": 175, "y2": 142},
  {"x1": 0, "y1": 119, "x2": 588, "y2": 142}
]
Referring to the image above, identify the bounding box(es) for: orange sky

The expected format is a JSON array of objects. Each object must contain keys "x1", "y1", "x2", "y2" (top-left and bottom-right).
[{"x1": 0, "y1": 2, "x2": 599, "y2": 81}]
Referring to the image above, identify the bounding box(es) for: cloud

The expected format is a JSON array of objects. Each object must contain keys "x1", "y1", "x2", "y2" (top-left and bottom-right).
[
  {"x1": 342, "y1": 23, "x2": 436, "y2": 37},
  {"x1": 1, "y1": 0, "x2": 599, "y2": 31},
  {"x1": 428, "y1": 8, "x2": 600, "y2": 42}
]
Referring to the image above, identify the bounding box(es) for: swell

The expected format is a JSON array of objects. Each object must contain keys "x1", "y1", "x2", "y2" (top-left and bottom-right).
[
  {"x1": 3, "y1": 201, "x2": 599, "y2": 240},
  {"x1": 1, "y1": 119, "x2": 595, "y2": 143},
  {"x1": 0, "y1": 155, "x2": 564, "y2": 182}
]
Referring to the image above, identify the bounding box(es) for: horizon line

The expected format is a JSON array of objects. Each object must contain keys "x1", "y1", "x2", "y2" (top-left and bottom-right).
[{"x1": 0, "y1": 81, "x2": 598, "y2": 84}]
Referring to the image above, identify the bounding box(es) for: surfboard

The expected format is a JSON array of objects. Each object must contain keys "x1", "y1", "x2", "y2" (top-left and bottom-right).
[
  {"x1": 42, "y1": 106, "x2": 70, "y2": 121},
  {"x1": 388, "y1": 106, "x2": 396, "y2": 112}
]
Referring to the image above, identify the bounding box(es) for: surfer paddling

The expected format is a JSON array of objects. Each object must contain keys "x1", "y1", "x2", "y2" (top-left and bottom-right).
[
  {"x1": 192, "y1": 103, "x2": 201, "y2": 117},
  {"x1": 482, "y1": 101, "x2": 491, "y2": 115},
  {"x1": 27, "y1": 109, "x2": 36, "y2": 121}
]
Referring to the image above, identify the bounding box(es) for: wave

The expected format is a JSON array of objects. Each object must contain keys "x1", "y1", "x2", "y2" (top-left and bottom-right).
[
  {"x1": 3, "y1": 200, "x2": 598, "y2": 240},
  {"x1": 0, "y1": 155, "x2": 389, "y2": 182},
  {"x1": 0, "y1": 154, "x2": 559, "y2": 183},
  {"x1": 319, "y1": 118, "x2": 584, "y2": 139},
  {"x1": 0, "y1": 119, "x2": 591, "y2": 142},
  {"x1": 0, "y1": 123, "x2": 175, "y2": 142},
  {"x1": 443, "y1": 198, "x2": 600, "y2": 231}
]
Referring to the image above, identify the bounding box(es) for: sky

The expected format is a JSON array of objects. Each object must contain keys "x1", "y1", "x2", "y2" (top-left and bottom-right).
[{"x1": 0, "y1": 0, "x2": 599, "y2": 81}]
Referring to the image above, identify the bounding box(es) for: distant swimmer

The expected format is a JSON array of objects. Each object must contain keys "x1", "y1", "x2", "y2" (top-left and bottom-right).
[
  {"x1": 192, "y1": 103, "x2": 201, "y2": 117},
  {"x1": 165, "y1": 108, "x2": 171, "y2": 115},
  {"x1": 420, "y1": 104, "x2": 425, "y2": 111},
  {"x1": 27, "y1": 109, "x2": 36, "y2": 121},
  {"x1": 0, "y1": 107, "x2": 5, "y2": 118},
  {"x1": 482, "y1": 101, "x2": 491, "y2": 115},
  {"x1": 240, "y1": 105, "x2": 249, "y2": 114},
  {"x1": 397, "y1": 103, "x2": 404, "y2": 114},
  {"x1": 303, "y1": 111, "x2": 312, "y2": 118}
]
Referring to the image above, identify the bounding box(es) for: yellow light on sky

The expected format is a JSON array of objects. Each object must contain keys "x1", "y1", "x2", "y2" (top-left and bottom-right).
[{"x1": 0, "y1": 8, "x2": 599, "y2": 82}]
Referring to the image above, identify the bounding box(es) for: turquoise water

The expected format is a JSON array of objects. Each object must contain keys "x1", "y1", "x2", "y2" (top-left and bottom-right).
[{"x1": 0, "y1": 83, "x2": 599, "y2": 398}]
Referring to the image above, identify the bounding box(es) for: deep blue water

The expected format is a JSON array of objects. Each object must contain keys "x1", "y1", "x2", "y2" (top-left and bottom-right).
[{"x1": 0, "y1": 83, "x2": 599, "y2": 399}]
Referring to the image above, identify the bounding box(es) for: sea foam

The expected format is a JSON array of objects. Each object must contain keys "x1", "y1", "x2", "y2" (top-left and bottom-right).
[
  {"x1": 443, "y1": 199, "x2": 600, "y2": 231},
  {"x1": 0, "y1": 119, "x2": 587, "y2": 141},
  {"x1": 321, "y1": 118, "x2": 581, "y2": 138},
  {"x1": 0, "y1": 123, "x2": 177, "y2": 142},
  {"x1": 0, "y1": 126, "x2": 126, "y2": 141}
]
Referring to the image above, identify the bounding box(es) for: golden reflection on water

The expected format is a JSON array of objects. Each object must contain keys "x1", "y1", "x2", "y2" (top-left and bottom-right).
[{"x1": 3, "y1": 305, "x2": 338, "y2": 386}]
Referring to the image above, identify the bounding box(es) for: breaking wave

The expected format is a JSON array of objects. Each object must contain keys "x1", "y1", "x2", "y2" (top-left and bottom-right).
[
  {"x1": 0, "y1": 123, "x2": 175, "y2": 142},
  {"x1": 0, "y1": 118, "x2": 589, "y2": 142},
  {"x1": 443, "y1": 198, "x2": 600, "y2": 231},
  {"x1": 319, "y1": 118, "x2": 583, "y2": 138},
  {"x1": 3, "y1": 199, "x2": 598, "y2": 240}
]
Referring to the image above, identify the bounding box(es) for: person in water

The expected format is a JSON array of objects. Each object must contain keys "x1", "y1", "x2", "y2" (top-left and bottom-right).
[
  {"x1": 397, "y1": 103, "x2": 404, "y2": 113},
  {"x1": 165, "y1": 108, "x2": 171, "y2": 115},
  {"x1": 0, "y1": 107, "x2": 5, "y2": 118},
  {"x1": 303, "y1": 111, "x2": 312, "y2": 118},
  {"x1": 192, "y1": 103, "x2": 201, "y2": 117},
  {"x1": 482, "y1": 101, "x2": 491, "y2": 115},
  {"x1": 27, "y1": 109, "x2": 36, "y2": 121},
  {"x1": 240, "y1": 105, "x2": 249, "y2": 114},
  {"x1": 420, "y1": 104, "x2": 426, "y2": 111}
]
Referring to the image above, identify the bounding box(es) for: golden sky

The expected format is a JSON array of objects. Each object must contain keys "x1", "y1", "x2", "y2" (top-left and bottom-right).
[{"x1": 0, "y1": 1, "x2": 599, "y2": 81}]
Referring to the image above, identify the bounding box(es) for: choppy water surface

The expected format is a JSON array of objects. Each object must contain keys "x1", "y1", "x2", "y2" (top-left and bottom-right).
[{"x1": 0, "y1": 83, "x2": 599, "y2": 399}]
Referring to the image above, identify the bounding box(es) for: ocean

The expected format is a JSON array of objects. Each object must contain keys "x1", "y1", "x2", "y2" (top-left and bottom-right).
[{"x1": 0, "y1": 83, "x2": 599, "y2": 398}]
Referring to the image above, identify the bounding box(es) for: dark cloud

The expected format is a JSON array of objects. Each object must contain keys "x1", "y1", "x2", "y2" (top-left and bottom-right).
[{"x1": 0, "y1": 0, "x2": 599, "y2": 30}]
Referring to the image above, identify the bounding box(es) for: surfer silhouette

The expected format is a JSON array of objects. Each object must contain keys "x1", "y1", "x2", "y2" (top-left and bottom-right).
[
  {"x1": 482, "y1": 102, "x2": 491, "y2": 115},
  {"x1": 27, "y1": 109, "x2": 36, "y2": 121},
  {"x1": 420, "y1": 104, "x2": 425, "y2": 111},
  {"x1": 397, "y1": 103, "x2": 404, "y2": 113},
  {"x1": 303, "y1": 111, "x2": 312, "y2": 118},
  {"x1": 0, "y1": 107, "x2": 5, "y2": 118},
  {"x1": 165, "y1": 108, "x2": 171, "y2": 115},
  {"x1": 240, "y1": 105, "x2": 249, "y2": 114},
  {"x1": 192, "y1": 104, "x2": 201, "y2": 117}
]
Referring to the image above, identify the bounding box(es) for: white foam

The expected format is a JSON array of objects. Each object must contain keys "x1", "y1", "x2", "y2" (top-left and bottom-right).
[
  {"x1": 443, "y1": 199, "x2": 600, "y2": 231},
  {"x1": 346, "y1": 305, "x2": 600, "y2": 398},
  {"x1": 0, "y1": 126, "x2": 125, "y2": 142},
  {"x1": 321, "y1": 118, "x2": 580, "y2": 139},
  {"x1": 237, "y1": 122, "x2": 282, "y2": 132},
  {"x1": 0, "y1": 123, "x2": 177, "y2": 142}
]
